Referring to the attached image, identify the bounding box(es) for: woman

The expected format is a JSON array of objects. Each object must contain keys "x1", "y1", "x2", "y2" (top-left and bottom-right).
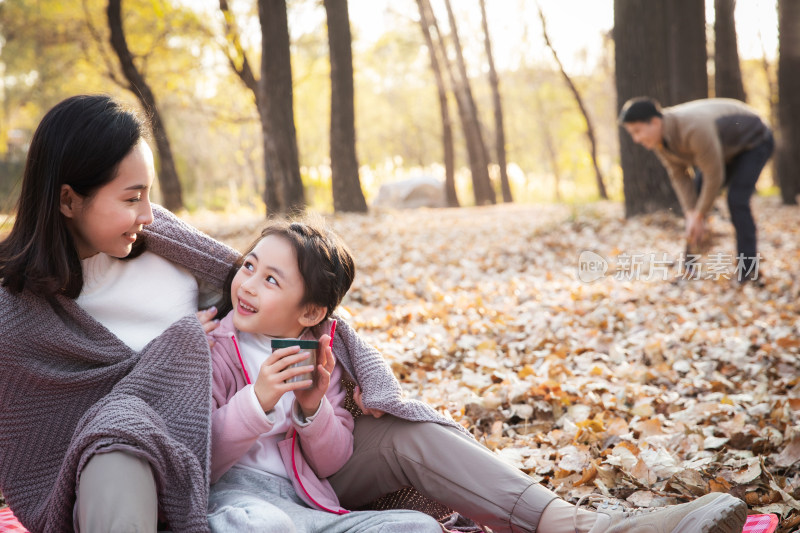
[{"x1": 0, "y1": 94, "x2": 238, "y2": 532}]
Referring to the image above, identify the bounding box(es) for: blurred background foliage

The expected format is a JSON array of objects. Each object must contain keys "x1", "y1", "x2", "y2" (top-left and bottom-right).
[{"x1": 0, "y1": 0, "x2": 782, "y2": 215}]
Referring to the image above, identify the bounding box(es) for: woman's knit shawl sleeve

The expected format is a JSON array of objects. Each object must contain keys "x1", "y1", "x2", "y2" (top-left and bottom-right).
[
  {"x1": 143, "y1": 204, "x2": 241, "y2": 288},
  {"x1": 327, "y1": 318, "x2": 473, "y2": 438}
]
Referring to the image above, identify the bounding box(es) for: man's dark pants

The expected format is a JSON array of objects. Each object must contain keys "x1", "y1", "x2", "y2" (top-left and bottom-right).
[{"x1": 694, "y1": 131, "x2": 775, "y2": 280}]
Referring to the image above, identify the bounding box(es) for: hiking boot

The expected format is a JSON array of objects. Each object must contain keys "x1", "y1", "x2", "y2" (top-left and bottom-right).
[{"x1": 582, "y1": 492, "x2": 747, "y2": 533}]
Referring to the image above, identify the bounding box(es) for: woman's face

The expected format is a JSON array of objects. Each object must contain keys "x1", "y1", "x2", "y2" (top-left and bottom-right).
[
  {"x1": 62, "y1": 140, "x2": 155, "y2": 259},
  {"x1": 230, "y1": 235, "x2": 311, "y2": 339}
]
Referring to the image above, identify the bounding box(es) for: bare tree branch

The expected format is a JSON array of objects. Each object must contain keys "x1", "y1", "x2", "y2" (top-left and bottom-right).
[
  {"x1": 218, "y1": 0, "x2": 259, "y2": 101},
  {"x1": 479, "y1": 0, "x2": 513, "y2": 203},
  {"x1": 415, "y1": 0, "x2": 459, "y2": 207},
  {"x1": 537, "y1": 3, "x2": 608, "y2": 199},
  {"x1": 107, "y1": 0, "x2": 184, "y2": 210},
  {"x1": 80, "y1": 0, "x2": 128, "y2": 89}
]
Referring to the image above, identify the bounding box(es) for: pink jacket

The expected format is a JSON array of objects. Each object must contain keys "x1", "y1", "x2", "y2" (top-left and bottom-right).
[{"x1": 208, "y1": 313, "x2": 354, "y2": 513}]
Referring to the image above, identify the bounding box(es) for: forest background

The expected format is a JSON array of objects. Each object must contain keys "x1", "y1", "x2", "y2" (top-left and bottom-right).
[{"x1": 0, "y1": 0, "x2": 789, "y2": 216}]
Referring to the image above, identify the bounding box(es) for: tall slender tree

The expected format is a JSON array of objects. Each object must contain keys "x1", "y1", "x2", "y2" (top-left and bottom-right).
[
  {"x1": 614, "y1": 0, "x2": 707, "y2": 217},
  {"x1": 416, "y1": 0, "x2": 459, "y2": 207},
  {"x1": 258, "y1": 0, "x2": 304, "y2": 214},
  {"x1": 441, "y1": 0, "x2": 495, "y2": 205},
  {"x1": 479, "y1": 0, "x2": 512, "y2": 203},
  {"x1": 538, "y1": 3, "x2": 607, "y2": 200},
  {"x1": 219, "y1": 0, "x2": 304, "y2": 215},
  {"x1": 758, "y1": 29, "x2": 779, "y2": 188},
  {"x1": 667, "y1": 0, "x2": 709, "y2": 104},
  {"x1": 323, "y1": 0, "x2": 367, "y2": 213},
  {"x1": 615, "y1": 0, "x2": 677, "y2": 216},
  {"x1": 777, "y1": 0, "x2": 800, "y2": 205},
  {"x1": 533, "y1": 94, "x2": 562, "y2": 202},
  {"x1": 107, "y1": 0, "x2": 183, "y2": 211},
  {"x1": 713, "y1": 0, "x2": 746, "y2": 101}
]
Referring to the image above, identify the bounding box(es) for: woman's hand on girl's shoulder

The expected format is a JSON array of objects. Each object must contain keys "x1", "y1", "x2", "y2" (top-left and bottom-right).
[{"x1": 196, "y1": 306, "x2": 220, "y2": 348}]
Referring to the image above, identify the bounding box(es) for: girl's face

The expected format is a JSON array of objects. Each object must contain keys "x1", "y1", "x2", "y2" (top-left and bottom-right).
[
  {"x1": 61, "y1": 140, "x2": 155, "y2": 260},
  {"x1": 231, "y1": 234, "x2": 319, "y2": 338}
]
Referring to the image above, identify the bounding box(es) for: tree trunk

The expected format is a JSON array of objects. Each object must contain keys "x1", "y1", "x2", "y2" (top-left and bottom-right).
[
  {"x1": 538, "y1": 4, "x2": 607, "y2": 200},
  {"x1": 758, "y1": 28, "x2": 779, "y2": 188},
  {"x1": 614, "y1": 0, "x2": 707, "y2": 217},
  {"x1": 218, "y1": 0, "x2": 275, "y2": 211},
  {"x1": 323, "y1": 0, "x2": 368, "y2": 213},
  {"x1": 534, "y1": 95, "x2": 562, "y2": 202},
  {"x1": 107, "y1": 0, "x2": 183, "y2": 212},
  {"x1": 258, "y1": 0, "x2": 305, "y2": 215},
  {"x1": 777, "y1": 0, "x2": 800, "y2": 205},
  {"x1": 615, "y1": 0, "x2": 678, "y2": 217},
  {"x1": 441, "y1": 0, "x2": 495, "y2": 205},
  {"x1": 668, "y1": 1, "x2": 709, "y2": 104},
  {"x1": 713, "y1": 0, "x2": 747, "y2": 101},
  {"x1": 416, "y1": 0, "x2": 459, "y2": 207},
  {"x1": 479, "y1": 0, "x2": 512, "y2": 203},
  {"x1": 427, "y1": 5, "x2": 481, "y2": 205}
]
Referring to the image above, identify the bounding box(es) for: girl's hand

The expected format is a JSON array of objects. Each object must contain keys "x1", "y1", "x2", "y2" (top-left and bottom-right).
[
  {"x1": 196, "y1": 306, "x2": 219, "y2": 348},
  {"x1": 253, "y1": 345, "x2": 316, "y2": 413},
  {"x1": 353, "y1": 385, "x2": 385, "y2": 418},
  {"x1": 294, "y1": 335, "x2": 335, "y2": 419}
]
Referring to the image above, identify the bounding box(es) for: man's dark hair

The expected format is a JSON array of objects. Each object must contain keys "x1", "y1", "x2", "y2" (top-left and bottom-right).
[
  {"x1": 224, "y1": 218, "x2": 356, "y2": 323},
  {"x1": 0, "y1": 94, "x2": 149, "y2": 297},
  {"x1": 618, "y1": 97, "x2": 663, "y2": 125}
]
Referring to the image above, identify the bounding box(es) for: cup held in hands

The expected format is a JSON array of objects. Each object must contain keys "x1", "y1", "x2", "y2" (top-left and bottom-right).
[{"x1": 271, "y1": 338, "x2": 319, "y2": 390}]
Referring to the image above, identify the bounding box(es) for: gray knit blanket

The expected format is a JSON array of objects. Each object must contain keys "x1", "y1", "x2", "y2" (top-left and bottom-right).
[{"x1": 0, "y1": 206, "x2": 239, "y2": 532}]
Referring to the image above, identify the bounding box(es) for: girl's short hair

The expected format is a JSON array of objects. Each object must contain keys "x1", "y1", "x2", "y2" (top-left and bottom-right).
[
  {"x1": 222, "y1": 218, "x2": 356, "y2": 323},
  {"x1": 0, "y1": 94, "x2": 149, "y2": 297}
]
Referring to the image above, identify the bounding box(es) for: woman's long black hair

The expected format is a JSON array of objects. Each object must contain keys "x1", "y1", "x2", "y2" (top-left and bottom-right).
[{"x1": 0, "y1": 94, "x2": 149, "y2": 297}]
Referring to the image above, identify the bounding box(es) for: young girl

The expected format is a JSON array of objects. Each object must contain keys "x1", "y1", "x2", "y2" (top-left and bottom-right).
[
  {"x1": 205, "y1": 220, "x2": 442, "y2": 532},
  {"x1": 0, "y1": 94, "x2": 239, "y2": 532}
]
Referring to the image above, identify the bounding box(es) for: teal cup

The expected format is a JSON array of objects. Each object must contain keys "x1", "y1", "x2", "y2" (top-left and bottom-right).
[{"x1": 271, "y1": 338, "x2": 319, "y2": 390}]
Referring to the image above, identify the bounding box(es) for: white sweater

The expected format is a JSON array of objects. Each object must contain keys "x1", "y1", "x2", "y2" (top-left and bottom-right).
[
  {"x1": 235, "y1": 332, "x2": 295, "y2": 478},
  {"x1": 76, "y1": 251, "x2": 199, "y2": 351}
]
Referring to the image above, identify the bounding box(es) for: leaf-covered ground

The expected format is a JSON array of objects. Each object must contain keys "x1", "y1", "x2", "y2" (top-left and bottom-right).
[{"x1": 196, "y1": 194, "x2": 800, "y2": 531}]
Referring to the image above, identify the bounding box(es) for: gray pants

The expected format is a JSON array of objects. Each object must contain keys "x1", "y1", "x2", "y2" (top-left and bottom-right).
[
  {"x1": 208, "y1": 467, "x2": 442, "y2": 533},
  {"x1": 328, "y1": 415, "x2": 559, "y2": 533},
  {"x1": 75, "y1": 451, "x2": 158, "y2": 533},
  {"x1": 72, "y1": 417, "x2": 559, "y2": 533}
]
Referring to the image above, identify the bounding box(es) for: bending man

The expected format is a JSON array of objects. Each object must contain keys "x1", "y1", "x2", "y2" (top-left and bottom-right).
[{"x1": 619, "y1": 97, "x2": 773, "y2": 282}]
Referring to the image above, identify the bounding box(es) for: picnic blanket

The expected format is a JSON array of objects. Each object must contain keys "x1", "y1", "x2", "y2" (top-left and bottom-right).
[
  {"x1": 0, "y1": 506, "x2": 781, "y2": 533},
  {"x1": 0, "y1": 508, "x2": 27, "y2": 532}
]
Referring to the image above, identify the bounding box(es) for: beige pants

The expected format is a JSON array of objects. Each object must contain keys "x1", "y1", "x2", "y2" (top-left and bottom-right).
[
  {"x1": 328, "y1": 415, "x2": 559, "y2": 533},
  {"x1": 75, "y1": 451, "x2": 158, "y2": 533}
]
